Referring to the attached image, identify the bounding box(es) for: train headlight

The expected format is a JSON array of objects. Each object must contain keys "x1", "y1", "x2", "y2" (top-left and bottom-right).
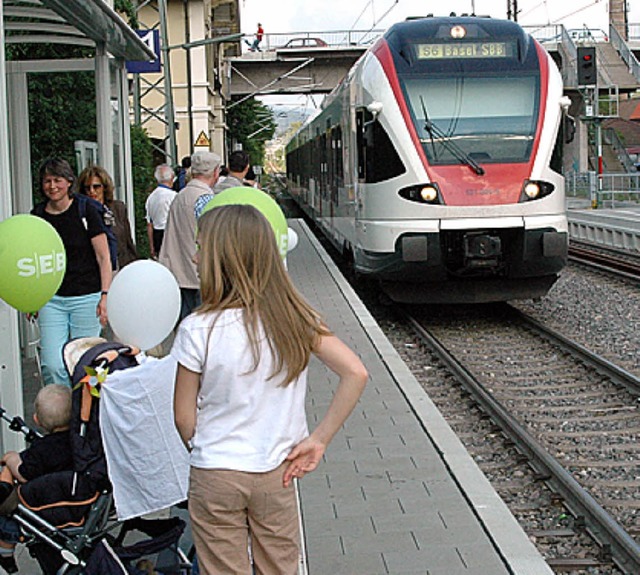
[
  {"x1": 420, "y1": 186, "x2": 438, "y2": 202},
  {"x1": 520, "y1": 180, "x2": 555, "y2": 202},
  {"x1": 524, "y1": 182, "x2": 541, "y2": 199},
  {"x1": 399, "y1": 183, "x2": 441, "y2": 204}
]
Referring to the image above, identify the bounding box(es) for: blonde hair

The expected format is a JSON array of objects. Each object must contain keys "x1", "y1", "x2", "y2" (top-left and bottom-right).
[
  {"x1": 34, "y1": 384, "x2": 72, "y2": 432},
  {"x1": 196, "y1": 204, "x2": 330, "y2": 385}
]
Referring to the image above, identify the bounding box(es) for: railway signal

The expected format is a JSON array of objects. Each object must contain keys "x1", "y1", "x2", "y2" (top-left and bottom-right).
[{"x1": 577, "y1": 46, "x2": 597, "y2": 86}]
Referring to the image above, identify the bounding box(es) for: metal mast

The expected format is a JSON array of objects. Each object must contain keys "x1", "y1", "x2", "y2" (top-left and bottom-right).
[{"x1": 132, "y1": 0, "x2": 177, "y2": 165}]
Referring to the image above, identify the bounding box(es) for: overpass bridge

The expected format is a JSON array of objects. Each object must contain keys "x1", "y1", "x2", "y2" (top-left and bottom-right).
[
  {"x1": 224, "y1": 24, "x2": 640, "y2": 99},
  {"x1": 225, "y1": 29, "x2": 380, "y2": 97}
]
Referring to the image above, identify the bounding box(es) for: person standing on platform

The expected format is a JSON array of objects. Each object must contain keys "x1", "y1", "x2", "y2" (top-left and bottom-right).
[
  {"x1": 212, "y1": 150, "x2": 250, "y2": 194},
  {"x1": 173, "y1": 156, "x2": 191, "y2": 192},
  {"x1": 78, "y1": 165, "x2": 138, "y2": 269},
  {"x1": 145, "y1": 164, "x2": 177, "y2": 259},
  {"x1": 194, "y1": 150, "x2": 251, "y2": 219},
  {"x1": 159, "y1": 150, "x2": 221, "y2": 322},
  {"x1": 172, "y1": 204, "x2": 368, "y2": 575},
  {"x1": 31, "y1": 158, "x2": 112, "y2": 386}
]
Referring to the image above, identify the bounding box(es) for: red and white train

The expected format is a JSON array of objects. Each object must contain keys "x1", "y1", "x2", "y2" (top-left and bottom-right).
[{"x1": 286, "y1": 16, "x2": 571, "y2": 303}]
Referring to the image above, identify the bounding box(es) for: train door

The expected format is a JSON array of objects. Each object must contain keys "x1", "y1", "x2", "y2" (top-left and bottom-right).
[{"x1": 319, "y1": 132, "x2": 328, "y2": 221}]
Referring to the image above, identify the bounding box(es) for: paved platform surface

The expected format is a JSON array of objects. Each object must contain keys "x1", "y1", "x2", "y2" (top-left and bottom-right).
[
  {"x1": 289, "y1": 220, "x2": 552, "y2": 575},
  {"x1": 13, "y1": 219, "x2": 553, "y2": 574}
]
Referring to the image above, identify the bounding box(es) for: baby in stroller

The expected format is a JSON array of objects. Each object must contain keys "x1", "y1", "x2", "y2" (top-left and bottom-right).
[
  {"x1": 0, "y1": 337, "x2": 192, "y2": 575},
  {"x1": 0, "y1": 384, "x2": 73, "y2": 573}
]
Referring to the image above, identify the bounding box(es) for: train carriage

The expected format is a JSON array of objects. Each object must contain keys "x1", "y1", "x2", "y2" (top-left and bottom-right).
[{"x1": 286, "y1": 16, "x2": 570, "y2": 303}]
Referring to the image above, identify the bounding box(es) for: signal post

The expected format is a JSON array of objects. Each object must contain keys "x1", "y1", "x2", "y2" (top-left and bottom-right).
[{"x1": 577, "y1": 46, "x2": 603, "y2": 209}]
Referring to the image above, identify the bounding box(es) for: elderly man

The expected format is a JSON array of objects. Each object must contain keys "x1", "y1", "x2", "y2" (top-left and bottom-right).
[
  {"x1": 159, "y1": 150, "x2": 221, "y2": 321},
  {"x1": 145, "y1": 164, "x2": 176, "y2": 259}
]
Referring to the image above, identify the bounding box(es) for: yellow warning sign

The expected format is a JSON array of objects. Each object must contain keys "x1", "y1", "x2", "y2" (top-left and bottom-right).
[{"x1": 194, "y1": 130, "x2": 211, "y2": 147}]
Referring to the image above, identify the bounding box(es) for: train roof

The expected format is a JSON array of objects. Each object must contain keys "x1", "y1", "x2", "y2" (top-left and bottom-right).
[{"x1": 384, "y1": 16, "x2": 530, "y2": 45}]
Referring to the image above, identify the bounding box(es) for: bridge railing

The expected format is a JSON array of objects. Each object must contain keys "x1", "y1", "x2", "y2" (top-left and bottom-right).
[{"x1": 251, "y1": 30, "x2": 384, "y2": 51}]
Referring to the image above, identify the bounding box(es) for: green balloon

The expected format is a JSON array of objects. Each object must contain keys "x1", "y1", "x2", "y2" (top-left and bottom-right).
[
  {"x1": 201, "y1": 187, "x2": 289, "y2": 259},
  {"x1": 0, "y1": 214, "x2": 66, "y2": 313}
]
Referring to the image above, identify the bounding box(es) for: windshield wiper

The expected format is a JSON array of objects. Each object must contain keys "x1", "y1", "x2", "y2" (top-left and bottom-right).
[
  {"x1": 420, "y1": 96, "x2": 438, "y2": 161},
  {"x1": 419, "y1": 96, "x2": 485, "y2": 176}
]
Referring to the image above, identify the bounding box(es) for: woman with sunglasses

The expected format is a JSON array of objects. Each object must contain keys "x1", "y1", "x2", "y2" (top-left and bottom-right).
[{"x1": 77, "y1": 165, "x2": 138, "y2": 269}]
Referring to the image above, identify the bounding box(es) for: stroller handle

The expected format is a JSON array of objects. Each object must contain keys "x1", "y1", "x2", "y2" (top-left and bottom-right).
[{"x1": 0, "y1": 407, "x2": 42, "y2": 442}]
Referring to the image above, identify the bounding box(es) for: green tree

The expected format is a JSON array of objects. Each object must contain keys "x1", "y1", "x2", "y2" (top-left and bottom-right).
[
  {"x1": 5, "y1": 44, "x2": 97, "y2": 200},
  {"x1": 114, "y1": 0, "x2": 139, "y2": 29},
  {"x1": 130, "y1": 124, "x2": 155, "y2": 258},
  {"x1": 226, "y1": 98, "x2": 276, "y2": 167}
]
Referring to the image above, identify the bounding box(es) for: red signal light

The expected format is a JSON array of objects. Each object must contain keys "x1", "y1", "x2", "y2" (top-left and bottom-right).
[{"x1": 583, "y1": 54, "x2": 592, "y2": 61}]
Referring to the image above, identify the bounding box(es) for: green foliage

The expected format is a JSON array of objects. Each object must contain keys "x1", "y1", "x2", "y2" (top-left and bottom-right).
[
  {"x1": 28, "y1": 72, "x2": 96, "y2": 202},
  {"x1": 114, "y1": 0, "x2": 139, "y2": 29},
  {"x1": 5, "y1": 43, "x2": 97, "y2": 201},
  {"x1": 130, "y1": 124, "x2": 155, "y2": 258},
  {"x1": 226, "y1": 98, "x2": 276, "y2": 167}
]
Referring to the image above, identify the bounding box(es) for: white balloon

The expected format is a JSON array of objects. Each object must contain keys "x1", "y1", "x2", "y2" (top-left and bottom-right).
[
  {"x1": 287, "y1": 228, "x2": 299, "y2": 252},
  {"x1": 107, "y1": 260, "x2": 181, "y2": 351}
]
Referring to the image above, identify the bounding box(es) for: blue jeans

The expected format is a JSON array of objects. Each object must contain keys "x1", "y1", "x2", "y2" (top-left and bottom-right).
[
  {"x1": 0, "y1": 516, "x2": 21, "y2": 544},
  {"x1": 179, "y1": 288, "x2": 201, "y2": 323},
  {"x1": 38, "y1": 293, "x2": 102, "y2": 386}
]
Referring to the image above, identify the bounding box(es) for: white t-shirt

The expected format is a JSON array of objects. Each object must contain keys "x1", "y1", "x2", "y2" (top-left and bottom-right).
[
  {"x1": 171, "y1": 309, "x2": 309, "y2": 472},
  {"x1": 145, "y1": 185, "x2": 177, "y2": 230}
]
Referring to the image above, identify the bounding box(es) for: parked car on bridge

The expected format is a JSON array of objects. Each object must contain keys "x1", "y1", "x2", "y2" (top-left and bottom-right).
[{"x1": 281, "y1": 37, "x2": 328, "y2": 49}]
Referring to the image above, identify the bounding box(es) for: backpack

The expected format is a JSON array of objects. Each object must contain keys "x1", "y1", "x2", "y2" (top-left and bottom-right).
[{"x1": 33, "y1": 194, "x2": 118, "y2": 270}]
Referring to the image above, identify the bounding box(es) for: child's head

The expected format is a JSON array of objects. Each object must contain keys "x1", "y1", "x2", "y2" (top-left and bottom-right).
[
  {"x1": 34, "y1": 384, "x2": 72, "y2": 433},
  {"x1": 196, "y1": 204, "x2": 330, "y2": 385},
  {"x1": 196, "y1": 204, "x2": 286, "y2": 309}
]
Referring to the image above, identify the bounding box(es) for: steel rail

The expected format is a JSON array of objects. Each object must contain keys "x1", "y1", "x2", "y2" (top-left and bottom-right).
[
  {"x1": 509, "y1": 306, "x2": 640, "y2": 396},
  {"x1": 569, "y1": 242, "x2": 640, "y2": 281},
  {"x1": 403, "y1": 311, "x2": 640, "y2": 575}
]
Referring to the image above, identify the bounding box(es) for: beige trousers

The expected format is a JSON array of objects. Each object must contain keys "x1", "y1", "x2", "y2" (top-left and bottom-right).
[{"x1": 189, "y1": 463, "x2": 300, "y2": 575}]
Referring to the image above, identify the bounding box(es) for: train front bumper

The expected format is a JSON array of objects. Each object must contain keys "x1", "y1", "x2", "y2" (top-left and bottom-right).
[{"x1": 354, "y1": 216, "x2": 568, "y2": 282}]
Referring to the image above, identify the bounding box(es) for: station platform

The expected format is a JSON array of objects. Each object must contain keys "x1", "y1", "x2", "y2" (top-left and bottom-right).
[
  {"x1": 14, "y1": 219, "x2": 553, "y2": 574},
  {"x1": 288, "y1": 220, "x2": 552, "y2": 574},
  {"x1": 567, "y1": 202, "x2": 640, "y2": 253}
]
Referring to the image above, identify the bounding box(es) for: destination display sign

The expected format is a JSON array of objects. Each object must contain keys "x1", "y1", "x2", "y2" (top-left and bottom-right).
[{"x1": 416, "y1": 41, "x2": 514, "y2": 60}]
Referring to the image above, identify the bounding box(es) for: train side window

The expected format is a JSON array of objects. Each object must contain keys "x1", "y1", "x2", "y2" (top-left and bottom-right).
[{"x1": 357, "y1": 107, "x2": 405, "y2": 183}]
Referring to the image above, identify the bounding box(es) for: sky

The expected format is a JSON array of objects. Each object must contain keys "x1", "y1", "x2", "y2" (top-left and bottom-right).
[
  {"x1": 240, "y1": 0, "x2": 638, "y2": 36},
  {"x1": 238, "y1": 0, "x2": 639, "y2": 112}
]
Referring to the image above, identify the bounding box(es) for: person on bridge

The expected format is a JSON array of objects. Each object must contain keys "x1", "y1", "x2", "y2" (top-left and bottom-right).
[{"x1": 248, "y1": 23, "x2": 264, "y2": 52}]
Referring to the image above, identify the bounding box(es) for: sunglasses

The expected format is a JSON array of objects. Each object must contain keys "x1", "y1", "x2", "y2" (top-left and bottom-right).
[{"x1": 83, "y1": 183, "x2": 104, "y2": 191}]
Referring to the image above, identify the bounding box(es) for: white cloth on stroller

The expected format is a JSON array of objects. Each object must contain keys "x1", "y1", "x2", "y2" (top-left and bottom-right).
[{"x1": 99, "y1": 354, "x2": 189, "y2": 520}]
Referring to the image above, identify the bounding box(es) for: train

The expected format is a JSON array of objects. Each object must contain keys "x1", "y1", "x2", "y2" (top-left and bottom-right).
[{"x1": 285, "y1": 16, "x2": 571, "y2": 304}]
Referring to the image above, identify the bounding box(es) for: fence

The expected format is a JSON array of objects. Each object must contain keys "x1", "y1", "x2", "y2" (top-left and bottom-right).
[{"x1": 566, "y1": 172, "x2": 640, "y2": 207}]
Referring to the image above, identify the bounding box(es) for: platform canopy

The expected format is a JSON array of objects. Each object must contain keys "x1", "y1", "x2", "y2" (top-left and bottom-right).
[
  {"x1": 4, "y1": 0, "x2": 154, "y2": 60},
  {"x1": 0, "y1": 0, "x2": 155, "y2": 453}
]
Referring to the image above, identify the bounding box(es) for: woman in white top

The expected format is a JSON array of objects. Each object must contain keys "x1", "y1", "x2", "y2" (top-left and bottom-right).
[{"x1": 172, "y1": 204, "x2": 368, "y2": 574}]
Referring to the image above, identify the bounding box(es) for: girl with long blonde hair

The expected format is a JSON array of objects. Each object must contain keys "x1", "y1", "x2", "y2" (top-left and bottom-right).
[{"x1": 172, "y1": 204, "x2": 367, "y2": 574}]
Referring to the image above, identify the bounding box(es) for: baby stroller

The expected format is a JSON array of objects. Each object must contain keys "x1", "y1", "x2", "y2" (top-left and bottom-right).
[{"x1": 0, "y1": 338, "x2": 192, "y2": 575}]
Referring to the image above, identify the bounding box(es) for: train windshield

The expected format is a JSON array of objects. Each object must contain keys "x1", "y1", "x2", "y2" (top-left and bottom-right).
[{"x1": 402, "y1": 75, "x2": 539, "y2": 165}]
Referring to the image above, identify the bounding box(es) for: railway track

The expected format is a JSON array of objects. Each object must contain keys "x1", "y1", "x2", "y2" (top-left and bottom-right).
[
  {"x1": 569, "y1": 240, "x2": 640, "y2": 280},
  {"x1": 396, "y1": 304, "x2": 640, "y2": 574}
]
